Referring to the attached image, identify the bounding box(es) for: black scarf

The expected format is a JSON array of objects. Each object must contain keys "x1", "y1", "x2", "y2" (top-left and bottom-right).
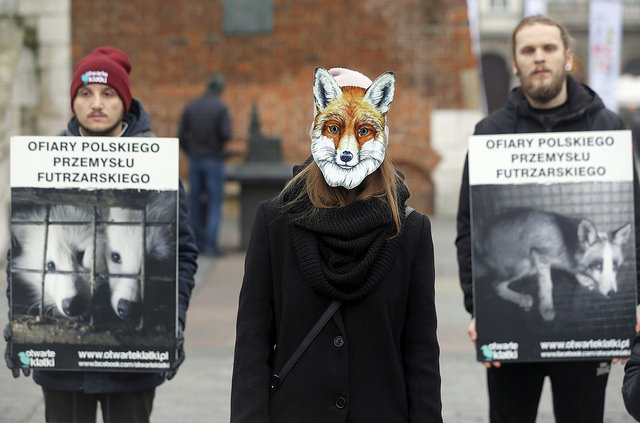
[{"x1": 287, "y1": 179, "x2": 410, "y2": 301}]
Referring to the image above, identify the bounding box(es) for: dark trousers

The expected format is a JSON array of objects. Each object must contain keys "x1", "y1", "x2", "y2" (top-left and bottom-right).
[
  {"x1": 42, "y1": 387, "x2": 155, "y2": 423},
  {"x1": 188, "y1": 156, "x2": 224, "y2": 254},
  {"x1": 487, "y1": 361, "x2": 609, "y2": 423}
]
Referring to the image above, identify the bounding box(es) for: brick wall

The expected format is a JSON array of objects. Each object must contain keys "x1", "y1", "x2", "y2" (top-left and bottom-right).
[{"x1": 71, "y1": 0, "x2": 475, "y2": 214}]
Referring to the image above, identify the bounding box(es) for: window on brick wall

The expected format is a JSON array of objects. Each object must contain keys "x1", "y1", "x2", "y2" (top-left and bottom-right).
[
  {"x1": 625, "y1": 58, "x2": 640, "y2": 76},
  {"x1": 224, "y1": 0, "x2": 273, "y2": 35},
  {"x1": 490, "y1": 0, "x2": 508, "y2": 11},
  {"x1": 479, "y1": 0, "x2": 519, "y2": 15},
  {"x1": 481, "y1": 53, "x2": 510, "y2": 113}
]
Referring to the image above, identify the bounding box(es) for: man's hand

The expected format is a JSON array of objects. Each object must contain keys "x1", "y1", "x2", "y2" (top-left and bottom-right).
[
  {"x1": 165, "y1": 328, "x2": 185, "y2": 381},
  {"x1": 613, "y1": 315, "x2": 640, "y2": 365},
  {"x1": 4, "y1": 323, "x2": 30, "y2": 378},
  {"x1": 468, "y1": 318, "x2": 501, "y2": 369}
]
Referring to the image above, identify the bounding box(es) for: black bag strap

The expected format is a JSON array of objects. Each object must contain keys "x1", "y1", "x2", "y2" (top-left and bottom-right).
[
  {"x1": 270, "y1": 206, "x2": 413, "y2": 392},
  {"x1": 270, "y1": 299, "x2": 342, "y2": 392}
]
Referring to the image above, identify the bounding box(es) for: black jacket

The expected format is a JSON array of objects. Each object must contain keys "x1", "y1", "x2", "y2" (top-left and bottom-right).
[
  {"x1": 623, "y1": 331, "x2": 640, "y2": 420},
  {"x1": 231, "y1": 194, "x2": 442, "y2": 422},
  {"x1": 178, "y1": 91, "x2": 232, "y2": 158},
  {"x1": 455, "y1": 75, "x2": 638, "y2": 315},
  {"x1": 7, "y1": 99, "x2": 199, "y2": 393}
]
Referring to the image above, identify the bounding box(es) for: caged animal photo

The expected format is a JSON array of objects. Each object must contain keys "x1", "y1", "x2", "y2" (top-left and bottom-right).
[
  {"x1": 101, "y1": 190, "x2": 177, "y2": 323},
  {"x1": 11, "y1": 204, "x2": 95, "y2": 319},
  {"x1": 473, "y1": 208, "x2": 632, "y2": 322},
  {"x1": 11, "y1": 190, "x2": 177, "y2": 335}
]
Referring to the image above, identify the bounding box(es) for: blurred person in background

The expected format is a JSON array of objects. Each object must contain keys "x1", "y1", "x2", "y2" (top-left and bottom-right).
[{"x1": 178, "y1": 74, "x2": 232, "y2": 256}]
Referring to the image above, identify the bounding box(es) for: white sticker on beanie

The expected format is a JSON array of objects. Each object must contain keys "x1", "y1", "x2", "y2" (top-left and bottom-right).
[{"x1": 81, "y1": 70, "x2": 109, "y2": 85}]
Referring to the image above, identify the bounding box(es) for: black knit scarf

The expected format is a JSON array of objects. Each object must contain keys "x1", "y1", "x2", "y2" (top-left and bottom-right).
[{"x1": 287, "y1": 180, "x2": 410, "y2": 301}]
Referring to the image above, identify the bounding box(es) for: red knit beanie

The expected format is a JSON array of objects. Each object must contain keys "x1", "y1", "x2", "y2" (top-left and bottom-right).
[{"x1": 70, "y1": 46, "x2": 132, "y2": 114}]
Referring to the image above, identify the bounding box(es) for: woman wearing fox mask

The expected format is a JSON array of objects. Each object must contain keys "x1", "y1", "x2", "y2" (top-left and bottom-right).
[{"x1": 230, "y1": 67, "x2": 442, "y2": 422}]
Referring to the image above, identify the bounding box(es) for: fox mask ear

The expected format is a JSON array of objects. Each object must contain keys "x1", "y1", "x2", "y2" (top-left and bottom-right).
[
  {"x1": 313, "y1": 67, "x2": 397, "y2": 115},
  {"x1": 363, "y1": 71, "x2": 396, "y2": 115},
  {"x1": 313, "y1": 67, "x2": 343, "y2": 111}
]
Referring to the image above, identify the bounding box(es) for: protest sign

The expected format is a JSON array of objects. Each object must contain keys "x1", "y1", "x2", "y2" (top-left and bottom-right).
[
  {"x1": 9, "y1": 136, "x2": 179, "y2": 372},
  {"x1": 469, "y1": 130, "x2": 636, "y2": 362}
]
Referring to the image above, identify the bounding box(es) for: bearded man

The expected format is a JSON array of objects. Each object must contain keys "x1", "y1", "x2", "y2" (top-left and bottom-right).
[{"x1": 455, "y1": 15, "x2": 640, "y2": 423}]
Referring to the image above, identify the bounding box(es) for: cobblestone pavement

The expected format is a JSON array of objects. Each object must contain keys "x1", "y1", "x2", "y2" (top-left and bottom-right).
[{"x1": 1, "y1": 216, "x2": 635, "y2": 422}]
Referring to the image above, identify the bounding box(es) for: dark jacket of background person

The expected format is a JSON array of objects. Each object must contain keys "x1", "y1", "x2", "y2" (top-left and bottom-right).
[
  {"x1": 455, "y1": 75, "x2": 640, "y2": 316},
  {"x1": 178, "y1": 79, "x2": 232, "y2": 158},
  {"x1": 6, "y1": 98, "x2": 199, "y2": 393},
  {"x1": 230, "y1": 164, "x2": 442, "y2": 422},
  {"x1": 623, "y1": 332, "x2": 640, "y2": 420}
]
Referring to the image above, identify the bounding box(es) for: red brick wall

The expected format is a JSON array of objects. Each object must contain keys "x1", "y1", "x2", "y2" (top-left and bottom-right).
[{"x1": 71, "y1": 0, "x2": 475, "y2": 214}]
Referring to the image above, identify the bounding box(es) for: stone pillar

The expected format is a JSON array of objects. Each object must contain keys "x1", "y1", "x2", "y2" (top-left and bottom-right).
[
  {"x1": 18, "y1": 0, "x2": 71, "y2": 135},
  {"x1": 0, "y1": 19, "x2": 24, "y2": 267},
  {"x1": 0, "y1": 0, "x2": 72, "y2": 267},
  {"x1": 430, "y1": 109, "x2": 483, "y2": 217}
]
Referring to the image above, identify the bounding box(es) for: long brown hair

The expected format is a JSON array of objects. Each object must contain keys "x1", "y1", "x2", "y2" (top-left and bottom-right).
[{"x1": 281, "y1": 155, "x2": 403, "y2": 236}]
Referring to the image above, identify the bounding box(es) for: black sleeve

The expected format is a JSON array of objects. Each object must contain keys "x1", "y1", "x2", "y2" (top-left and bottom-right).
[
  {"x1": 403, "y1": 214, "x2": 443, "y2": 422},
  {"x1": 219, "y1": 105, "x2": 232, "y2": 143},
  {"x1": 623, "y1": 332, "x2": 640, "y2": 420},
  {"x1": 230, "y1": 201, "x2": 275, "y2": 422},
  {"x1": 633, "y1": 161, "x2": 640, "y2": 303},
  {"x1": 455, "y1": 154, "x2": 474, "y2": 315},
  {"x1": 177, "y1": 180, "x2": 199, "y2": 330}
]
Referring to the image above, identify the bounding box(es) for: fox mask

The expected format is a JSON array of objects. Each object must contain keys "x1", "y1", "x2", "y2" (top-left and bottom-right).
[{"x1": 311, "y1": 67, "x2": 396, "y2": 189}]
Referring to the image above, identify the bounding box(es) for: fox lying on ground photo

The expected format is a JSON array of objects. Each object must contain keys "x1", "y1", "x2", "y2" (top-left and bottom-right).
[
  {"x1": 474, "y1": 208, "x2": 632, "y2": 321},
  {"x1": 311, "y1": 66, "x2": 396, "y2": 189}
]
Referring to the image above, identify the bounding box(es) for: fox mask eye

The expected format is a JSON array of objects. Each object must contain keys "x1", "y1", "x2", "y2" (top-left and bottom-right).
[{"x1": 322, "y1": 122, "x2": 375, "y2": 145}]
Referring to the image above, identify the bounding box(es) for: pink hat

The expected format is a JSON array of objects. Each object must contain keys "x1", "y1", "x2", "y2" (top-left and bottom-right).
[
  {"x1": 322, "y1": 67, "x2": 390, "y2": 145},
  {"x1": 70, "y1": 47, "x2": 132, "y2": 114},
  {"x1": 328, "y1": 67, "x2": 373, "y2": 90}
]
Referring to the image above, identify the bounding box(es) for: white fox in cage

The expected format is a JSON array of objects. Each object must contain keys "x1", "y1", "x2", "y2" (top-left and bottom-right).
[
  {"x1": 103, "y1": 192, "x2": 175, "y2": 321},
  {"x1": 11, "y1": 205, "x2": 94, "y2": 318}
]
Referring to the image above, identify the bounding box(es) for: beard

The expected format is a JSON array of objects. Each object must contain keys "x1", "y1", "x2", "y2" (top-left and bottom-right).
[
  {"x1": 78, "y1": 120, "x2": 123, "y2": 137},
  {"x1": 519, "y1": 67, "x2": 567, "y2": 105}
]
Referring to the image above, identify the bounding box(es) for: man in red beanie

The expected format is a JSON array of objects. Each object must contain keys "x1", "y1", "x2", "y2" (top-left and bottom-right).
[
  {"x1": 4, "y1": 46, "x2": 199, "y2": 423},
  {"x1": 69, "y1": 46, "x2": 134, "y2": 136}
]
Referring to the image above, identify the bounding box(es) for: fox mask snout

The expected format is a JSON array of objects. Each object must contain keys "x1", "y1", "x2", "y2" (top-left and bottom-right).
[{"x1": 311, "y1": 67, "x2": 396, "y2": 189}]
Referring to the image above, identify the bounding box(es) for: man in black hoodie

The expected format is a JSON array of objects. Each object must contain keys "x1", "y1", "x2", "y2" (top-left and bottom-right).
[
  {"x1": 5, "y1": 47, "x2": 198, "y2": 423},
  {"x1": 456, "y1": 15, "x2": 640, "y2": 423}
]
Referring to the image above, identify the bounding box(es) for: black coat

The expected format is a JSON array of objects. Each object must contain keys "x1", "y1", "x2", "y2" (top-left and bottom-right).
[
  {"x1": 623, "y1": 332, "x2": 640, "y2": 419},
  {"x1": 231, "y1": 198, "x2": 442, "y2": 422},
  {"x1": 455, "y1": 75, "x2": 640, "y2": 315},
  {"x1": 7, "y1": 99, "x2": 199, "y2": 393},
  {"x1": 178, "y1": 91, "x2": 232, "y2": 158}
]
